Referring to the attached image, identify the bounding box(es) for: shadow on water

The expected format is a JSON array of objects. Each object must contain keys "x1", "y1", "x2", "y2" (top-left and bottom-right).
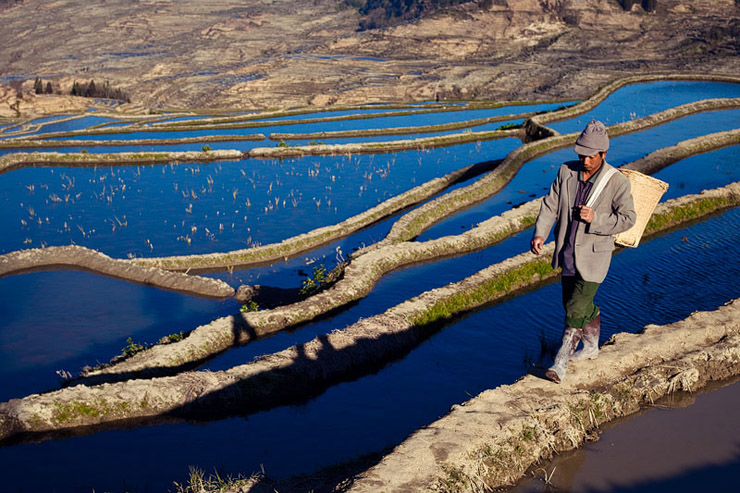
[
  {"x1": 1, "y1": 207, "x2": 738, "y2": 492},
  {"x1": 2, "y1": 81, "x2": 740, "y2": 491},
  {"x1": 1, "y1": 272, "x2": 559, "y2": 449}
]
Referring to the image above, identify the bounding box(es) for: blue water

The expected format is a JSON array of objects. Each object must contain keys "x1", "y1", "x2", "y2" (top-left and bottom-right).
[
  {"x1": 41, "y1": 104, "x2": 554, "y2": 141},
  {"x1": 1, "y1": 203, "x2": 738, "y2": 493},
  {"x1": 24, "y1": 116, "x2": 119, "y2": 136},
  {"x1": 0, "y1": 139, "x2": 521, "y2": 257},
  {"x1": 1, "y1": 80, "x2": 739, "y2": 492},
  {"x1": 654, "y1": 145, "x2": 740, "y2": 200},
  {"x1": 245, "y1": 106, "x2": 436, "y2": 122},
  {"x1": 144, "y1": 114, "x2": 217, "y2": 124},
  {"x1": 256, "y1": 102, "x2": 564, "y2": 127},
  {"x1": 25, "y1": 115, "x2": 71, "y2": 126},
  {"x1": 419, "y1": 109, "x2": 740, "y2": 241},
  {"x1": 0, "y1": 139, "x2": 267, "y2": 154},
  {"x1": 0, "y1": 271, "x2": 238, "y2": 402},
  {"x1": 549, "y1": 80, "x2": 740, "y2": 133},
  {"x1": 282, "y1": 118, "x2": 526, "y2": 146}
]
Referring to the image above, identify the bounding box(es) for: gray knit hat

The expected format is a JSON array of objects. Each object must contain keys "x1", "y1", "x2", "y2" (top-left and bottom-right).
[{"x1": 574, "y1": 120, "x2": 609, "y2": 156}]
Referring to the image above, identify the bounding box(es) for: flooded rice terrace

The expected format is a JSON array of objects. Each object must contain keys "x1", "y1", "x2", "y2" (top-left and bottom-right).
[{"x1": 1, "y1": 80, "x2": 740, "y2": 492}]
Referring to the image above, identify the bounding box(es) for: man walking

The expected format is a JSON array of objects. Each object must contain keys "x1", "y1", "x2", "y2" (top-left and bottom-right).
[{"x1": 530, "y1": 120, "x2": 636, "y2": 383}]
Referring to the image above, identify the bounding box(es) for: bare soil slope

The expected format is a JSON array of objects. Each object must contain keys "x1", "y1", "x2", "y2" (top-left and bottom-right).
[{"x1": 1, "y1": 0, "x2": 739, "y2": 115}]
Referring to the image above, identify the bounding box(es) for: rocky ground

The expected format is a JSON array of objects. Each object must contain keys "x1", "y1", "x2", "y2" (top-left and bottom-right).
[{"x1": 1, "y1": 0, "x2": 739, "y2": 117}]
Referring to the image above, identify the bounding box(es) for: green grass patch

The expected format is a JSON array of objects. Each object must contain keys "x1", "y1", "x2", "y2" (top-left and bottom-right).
[
  {"x1": 299, "y1": 265, "x2": 329, "y2": 296},
  {"x1": 165, "y1": 332, "x2": 185, "y2": 343},
  {"x1": 51, "y1": 398, "x2": 131, "y2": 424},
  {"x1": 497, "y1": 122, "x2": 522, "y2": 130},
  {"x1": 412, "y1": 259, "x2": 554, "y2": 326},
  {"x1": 645, "y1": 197, "x2": 731, "y2": 233},
  {"x1": 53, "y1": 401, "x2": 102, "y2": 423},
  {"x1": 240, "y1": 301, "x2": 260, "y2": 313},
  {"x1": 121, "y1": 336, "x2": 149, "y2": 358}
]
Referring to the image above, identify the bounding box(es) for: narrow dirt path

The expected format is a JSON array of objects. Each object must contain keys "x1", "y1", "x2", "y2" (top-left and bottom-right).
[
  {"x1": 348, "y1": 299, "x2": 740, "y2": 491},
  {"x1": 0, "y1": 245, "x2": 235, "y2": 299},
  {"x1": 0, "y1": 149, "x2": 244, "y2": 174},
  {"x1": 76, "y1": 176, "x2": 740, "y2": 380},
  {"x1": 1, "y1": 182, "x2": 737, "y2": 443}
]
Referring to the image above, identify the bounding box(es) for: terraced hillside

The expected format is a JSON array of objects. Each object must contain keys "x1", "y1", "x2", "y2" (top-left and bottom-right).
[
  {"x1": 0, "y1": 75, "x2": 739, "y2": 491},
  {"x1": 1, "y1": 0, "x2": 739, "y2": 113}
]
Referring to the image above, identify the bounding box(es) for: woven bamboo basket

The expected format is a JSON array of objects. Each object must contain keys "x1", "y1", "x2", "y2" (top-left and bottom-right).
[{"x1": 614, "y1": 169, "x2": 669, "y2": 248}]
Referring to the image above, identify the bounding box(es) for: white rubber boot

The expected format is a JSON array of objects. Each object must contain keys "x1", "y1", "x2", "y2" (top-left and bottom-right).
[
  {"x1": 571, "y1": 313, "x2": 601, "y2": 362},
  {"x1": 545, "y1": 327, "x2": 582, "y2": 384}
]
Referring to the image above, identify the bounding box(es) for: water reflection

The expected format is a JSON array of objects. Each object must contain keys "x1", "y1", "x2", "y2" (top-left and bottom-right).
[
  {"x1": 419, "y1": 110, "x2": 740, "y2": 240},
  {"x1": 0, "y1": 80, "x2": 739, "y2": 492},
  {"x1": 0, "y1": 139, "x2": 520, "y2": 256},
  {"x1": 549, "y1": 80, "x2": 740, "y2": 133},
  {"x1": 0, "y1": 270, "x2": 238, "y2": 402},
  {"x1": 510, "y1": 378, "x2": 740, "y2": 493},
  {"x1": 1, "y1": 207, "x2": 738, "y2": 492}
]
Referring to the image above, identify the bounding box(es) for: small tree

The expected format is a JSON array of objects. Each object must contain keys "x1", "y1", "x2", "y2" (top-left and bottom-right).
[
  {"x1": 45, "y1": 81, "x2": 53, "y2": 94},
  {"x1": 9, "y1": 79, "x2": 23, "y2": 99},
  {"x1": 85, "y1": 79, "x2": 97, "y2": 97},
  {"x1": 642, "y1": 0, "x2": 656, "y2": 11}
]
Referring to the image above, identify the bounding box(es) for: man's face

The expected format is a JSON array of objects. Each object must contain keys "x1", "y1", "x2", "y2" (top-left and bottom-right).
[{"x1": 578, "y1": 151, "x2": 605, "y2": 173}]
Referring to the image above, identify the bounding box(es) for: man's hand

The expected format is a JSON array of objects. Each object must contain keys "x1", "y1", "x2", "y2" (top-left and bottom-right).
[
  {"x1": 579, "y1": 205, "x2": 594, "y2": 223},
  {"x1": 530, "y1": 236, "x2": 545, "y2": 255}
]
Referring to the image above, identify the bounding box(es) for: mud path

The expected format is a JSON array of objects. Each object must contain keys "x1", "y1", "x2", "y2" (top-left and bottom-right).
[
  {"x1": 0, "y1": 245, "x2": 234, "y2": 299},
  {"x1": 1, "y1": 180, "x2": 738, "y2": 443},
  {"x1": 348, "y1": 299, "x2": 740, "y2": 491},
  {"x1": 41, "y1": 139, "x2": 740, "y2": 380},
  {"x1": 0, "y1": 133, "x2": 265, "y2": 150},
  {"x1": 268, "y1": 110, "x2": 538, "y2": 141},
  {"x1": 0, "y1": 149, "x2": 244, "y2": 174}
]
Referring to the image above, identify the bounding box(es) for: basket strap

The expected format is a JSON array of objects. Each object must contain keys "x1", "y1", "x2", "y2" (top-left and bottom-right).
[{"x1": 585, "y1": 166, "x2": 618, "y2": 209}]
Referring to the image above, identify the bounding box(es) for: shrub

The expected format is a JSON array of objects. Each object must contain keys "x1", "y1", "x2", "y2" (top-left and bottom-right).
[
  {"x1": 299, "y1": 265, "x2": 328, "y2": 296},
  {"x1": 71, "y1": 79, "x2": 131, "y2": 102},
  {"x1": 240, "y1": 301, "x2": 260, "y2": 313}
]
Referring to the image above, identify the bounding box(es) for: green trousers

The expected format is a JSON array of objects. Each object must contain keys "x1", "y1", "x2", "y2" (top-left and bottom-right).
[{"x1": 561, "y1": 275, "x2": 600, "y2": 329}]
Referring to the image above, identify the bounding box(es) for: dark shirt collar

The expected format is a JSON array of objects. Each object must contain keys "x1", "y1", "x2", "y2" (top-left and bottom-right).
[{"x1": 579, "y1": 162, "x2": 605, "y2": 184}]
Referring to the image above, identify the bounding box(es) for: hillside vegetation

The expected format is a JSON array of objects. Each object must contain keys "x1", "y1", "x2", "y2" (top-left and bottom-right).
[{"x1": 348, "y1": 0, "x2": 665, "y2": 29}]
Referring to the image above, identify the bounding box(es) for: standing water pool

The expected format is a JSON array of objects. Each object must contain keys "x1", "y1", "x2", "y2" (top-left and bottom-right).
[{"x1": 0, "y1": 79, "x2": 738, "y2": 491}]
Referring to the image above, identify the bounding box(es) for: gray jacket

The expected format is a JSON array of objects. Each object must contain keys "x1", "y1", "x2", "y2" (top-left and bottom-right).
[{"x1": 533, "y1": 161, "x2": 636, "y2": 283}]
